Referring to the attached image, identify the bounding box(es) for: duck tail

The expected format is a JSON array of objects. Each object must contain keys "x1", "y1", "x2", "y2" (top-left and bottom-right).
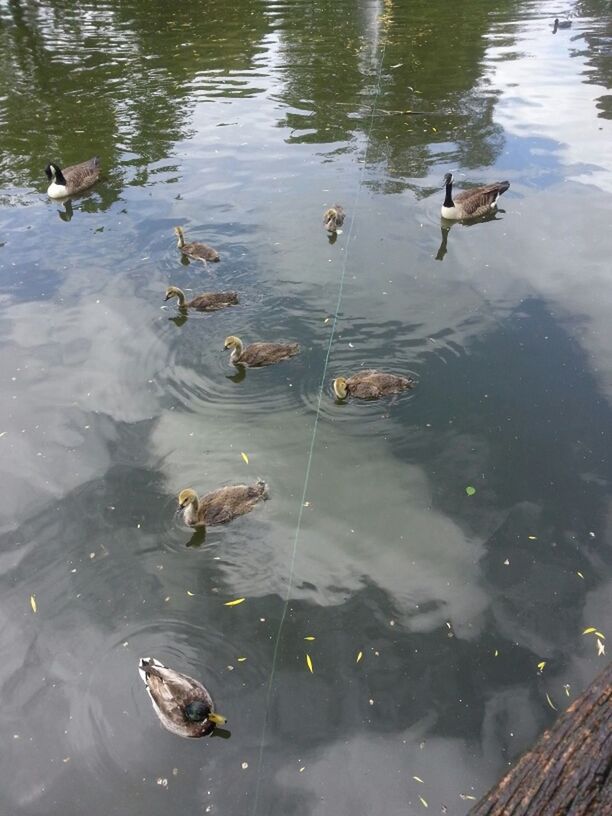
[
  {"x1": 256, "y1": 479, "x2": 270, "y2": 500},
  {"x1": 138, "y1": 657, "x2": 164, "y2": 683}
]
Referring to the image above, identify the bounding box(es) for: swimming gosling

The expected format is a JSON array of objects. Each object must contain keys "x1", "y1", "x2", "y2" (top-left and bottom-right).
[
  {"x1": 177, "y1": 481, "x2": 269, "y2": 528},
  {"x1": 174, "y1": 226, "x2": 220, "y2": 263},
  {"x1": 164, "y1": 286, "x2": 238, "y2": 311},
  {"x1": 223, "y1": 335, "x2": 300, "y2": 367},
  {"x1": 323, "y1": 205, "x2": 345, "y2": 233},
  {"x1": 333, "y1": 370, "x2": 415, "y2": 400}
]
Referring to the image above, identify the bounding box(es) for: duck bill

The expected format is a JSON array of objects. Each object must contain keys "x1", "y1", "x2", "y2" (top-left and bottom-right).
[{"x1": 208, "y1": 713, "x2": 227, "y2": 725}]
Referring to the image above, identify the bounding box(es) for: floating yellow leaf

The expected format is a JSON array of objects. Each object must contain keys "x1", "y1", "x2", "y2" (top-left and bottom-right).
[
  {"x1": 597, "y1": 639, "x2": 605, "y2": 656},
  {"x1": 241, "y1": 451, "x2": 249, "y2": 464},
  {"x1": 237, "y1": 657, "x2": 247, "y2": 662},
  {"x1": 224, "y1": 597, "x2": 246, "y2": 607},
  {"x1": 528, "y1": 535, "x2": 537, "y2": 540},
  {"x1": 494, "y1": 649, "x2": 499, "y2": 657},
  {"x1": 583, "y1": 627, "x2": 597, "y2": 634},
  {"x1": 413, "y1": 775, "x2": 424, "y2": 783},
  {"x1": 419, "y1": 795, "x2": 428, "y2": 808},
  {"x1": 304, "y1": 636, "x2": 315, "y2": 641},
  {"x1": 537, "y1": 661, "x2": 546, "y2": 671},
  {"x1": 459, "y1": 794, "x2": 477, "y2": 801},
  {"x1": 577, "y1": 571, "x2": 584, "y2": 579},
  {"x1": 30, "y1": 594, "x2": 37, "y2": 613},
  {"x1": 595, "y1": 632, "x2": 605, "y2": 640},
  {"x1": 186, "y1": 590, "x2": 195, "y2": 596},
  {"x1": 356, "y1": 650, "x2": 363, "y2": 663},
  {"x1": 306, "y1": 654, "x2": 313, "y2": 673},
  {"x1": 545, "y1": 693, "x2": 557, "y2": 711}
]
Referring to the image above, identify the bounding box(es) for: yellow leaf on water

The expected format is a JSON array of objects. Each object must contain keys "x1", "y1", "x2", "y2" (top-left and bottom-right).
[
  {"x1": 577, "y1": 571, "x2": 584, "y2": 579},
  {"x1": 545, "y1": 693, "x2": 557, "y2": 711},
  {"x1": 419, "y1": 795, "x2": 428, "y2": 808},
  {"x1": 537, "y1": 661, "x2": 546, "y2": 671},
  {"x1": 186, "y1": 590, "x2": 195, "y2": 596},
  {"x1": 30, "y1": 594, "x2": 37, "y2": 613},
  {"x1": 460, "y1": 794, "x2": 477, "y2": 801},
  {"x1": 304, "y1": 636, "x2": 315, "y2": 641},
  {"x1": 241, "y1": 451, "x2": 249, "y2": 464},
  {"x1": 356, "y1": 650, "x2": 363, "y2": 663},
  {"x1": 583, "y1": 627, "x2": 596, "y2": 634},
  {"x1": 494, "y1": 649, "x2": 499, "y2": 657},
  {"x1": 306, "y1": 654, "x2": 313, "y2": 673},
  {"x1": 595, "y1": 632, "x2": 605, "y2": 640},
  {"x1": 528, "y1": 535, "x2": 537, "y2": 540},
  {"x1": 225, "y1": 597, "x2": 246, "y2": 607},
  {"x1": 237, "y1": 657, "x2": 247, "y2": 662},
  {"x1": 413, "y1": 775, "x2": 424, "y2": 784}
]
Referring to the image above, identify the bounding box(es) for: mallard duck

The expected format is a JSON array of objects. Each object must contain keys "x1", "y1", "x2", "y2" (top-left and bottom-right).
[
  {"x1": 441, "y1": 172, "x2": 509, "y2": 220},
  {"x1": 323, "y1": 205, "x2": 345, "y2": 233},
  {"x1": 45, "y1": 157, "x2": 100, "y2": 198},
  {"x1": 174, "y1": 226, "x2": 220, "y2": 263},
  {"x1": 553, "y1": 18, "x2": 571, "y2": 33},
  {"x1": 224, "y1": 335, "x2": 300, "y2": 367},
  {"x1": 332, "y1": 370, "x2": 415, "y2": 400},
  {"x1": 138, "y1": 657, "x2": 226, "y2": 738},
  {"x1": 164, "y1": 286, "x2": 238, "y2": 311},
  {"x1": 177, "y1": 480, "x2": 269, "y2": 528}
]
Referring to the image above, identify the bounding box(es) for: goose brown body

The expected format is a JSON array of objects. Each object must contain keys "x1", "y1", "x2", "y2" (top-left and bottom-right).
[
  {"x1": 441, "y1": 172, "x2": 509, "y2": 220},
  {"x1": 138, "y1": 658, "x2": 226, "y2": 738},
  {"x1": 174, "y1": 226, "x2": 220, "y2": 263},
  {"x1": 333, "y1": 370, "x2": 415, "y2": 400},
  {"x1": 45, "y1": 157, "x2": 100, "y2": 198},
  {"x1": 164, "y1": 286, "x2": 238, "y2": 311},
  {"x1": 323, "y1": 205, "x2": 345, "y2": 233},
  {"x1": 224, "y1": 335, "x2": 300, "y2": 367},
  {"x1": 177, "y1": 480, "x2": 269, "y2": 528}
]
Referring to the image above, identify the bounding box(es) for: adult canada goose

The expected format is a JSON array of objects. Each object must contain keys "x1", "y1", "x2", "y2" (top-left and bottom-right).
[
  {"x1": 164, "y1": 286, "x2": 238, "y2": 311},
  {"x1": 223, "y1": 335, "x2": 300, "y2": 367},
  {"x1": 553, "y1": 18, "x2": 571, "y2": 33},
  {"x1": 441, "y1": 172, "x2": 510, "y2": 220},
  {"x1": 45, "y1": 157, "x2": 100, "y2": 198},
  {"x1": 174, "y1": 226, "x2": 220, "y2": 263},
  {"x1": 332, "y1": 370, "x2": 415, "y2": 400},
  {"x1": 176, "y1": 481, "x2": 269, "y2": 528},
  {"x1": 138, "y1": 658, "x2": 226, "y2": 738},
  {"x1": 323, "y1": 205, "x2": 345, "y2": 233}
]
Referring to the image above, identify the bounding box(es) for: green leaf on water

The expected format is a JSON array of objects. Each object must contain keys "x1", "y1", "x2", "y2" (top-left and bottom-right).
[{"x1": 465, "y1": 486, "x2": 476, "y2": 496}]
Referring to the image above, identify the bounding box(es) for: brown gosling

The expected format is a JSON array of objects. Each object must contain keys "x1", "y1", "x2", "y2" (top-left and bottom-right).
[
  {"x1": 176, "y1": 481, "x2": 269, "y2": 529},
  {"x1": 138, "y1": 658, "x2": 226, "y2": 738},
  {"x1": 164, "y1": 285, "x2": 238, "y2": 311},
  {"x1": 45, "y1": 157, "x2": 100, "y2": 198},
  {"x1": 332, "y1": 370, "x2": 415, "y2": 400},
  {"x1": 174, "y1": 226, "x2": 220, "y2": 263},
  {"x1": 223, "y1": 335, "x2": 300, "y2": 367},
  {"x1": 441, "y1": 172, "x2": 510, "y2": 220},
  {"x1": 323, "y1": 204, "x2": 345, "y2": 233}
]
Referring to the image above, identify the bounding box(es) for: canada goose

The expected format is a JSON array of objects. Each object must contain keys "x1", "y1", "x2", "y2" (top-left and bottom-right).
[
  {"x1": 323, "y1": 205, "x2": 345, "y2": 234},
  {"x1": 553, "y1": 18, "x2": 571, "y2": 33},
  {"x1": 176, "y1": 481, "x2": 269, "y2": 528},
  {"x1": 332, "y1": 370, "x2": 415, "y2": 400},
  {"x1": 164, "y1": 286, "x2": 238, "y2": 311},
  {"x1": 441, "y1": 172, "x2": 510, "y2": 220},
  {"x1": 223, "y1": 335, "x2": 300, "y2": 367},
  {"x1": 45, "y1": 157, "x2": 100, "y2": 198},
  {"x1": 174, "y1": 226, "x2": 220, "y2": 263},
  {"x1": 138, "y1": 658, "x2": 226, "y2": 738}
]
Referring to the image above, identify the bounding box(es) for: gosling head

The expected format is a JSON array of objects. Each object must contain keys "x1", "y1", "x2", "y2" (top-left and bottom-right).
[
  {"x1": 224, "y1": 335, "x2": 241, "y2": 351},
  {"x1": 332, "y1": 377, "x2": 348, "y2": 400},
  {"x1": 164, "y1": 285, "x2": 184, "y2": 302},
  {"x1": 323, "y1": 208, "x2": 338, "y2": 231},
  {"x1": 174, "y1": 226, "x2": 185, "y2": 238},
  {"x1": 443, "y1": 172, "x2": 453, "y2": 187},
  {"x1": 177, "y1": 488, "x2": 198, "y2": 509}
]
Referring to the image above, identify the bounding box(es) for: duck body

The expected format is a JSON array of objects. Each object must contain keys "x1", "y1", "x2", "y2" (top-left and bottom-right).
[
  {"x1": 177, "y1": 480, "x2": 269, "y2": 528},
  {"x1": 138, "y1": 657, "x2": 226, "y2": 738},
  {"x1": 323, "y1": 205, "x2": 345, "y2": 233},
  {"x1": 174, "y1": 226, "x2": 220, "y2": 263},
  {"x1": 164, "y1": 286, "x2": 238, "y2": 311},
  {"x1": 441, "y1": 172, "x2": 509, "y2": 220},
  {"x1": 224, "y1": 335, "x2": 300, "y2": 367},
  {"x1": 333, "y1": 370, "x2": 415, "y2": 400},
  {"x1": 45, "y1": 157, "x2": 100, "y2": 198}
]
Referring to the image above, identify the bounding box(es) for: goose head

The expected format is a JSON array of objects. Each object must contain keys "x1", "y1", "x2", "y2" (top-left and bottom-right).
[
  {"x1": 177, "y1": 488, "x2": 198, "y2": 510},
  {"x1": 224, "y1": 335, "x2": 243, "y2": 356},
  {"x1": 174, "y1": 226, "x2": 185, "y2": 246},
  {"x1": 164, "y1": 285, "x2": 184, "y2": 303},
  {"x1": 332, "y1": 377, "x2": 349, "y2": 399},
  {"x1": 443, "y1": 172, "x2": 453, "y2": 187},
  {"x1": 45, "y1": 163, "x2": 66, "y2": 185}
]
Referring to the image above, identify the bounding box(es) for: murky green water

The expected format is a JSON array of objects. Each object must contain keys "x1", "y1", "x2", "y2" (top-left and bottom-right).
[{"x1": 1, "y1": 1, "x2": 611, "y2": 813}]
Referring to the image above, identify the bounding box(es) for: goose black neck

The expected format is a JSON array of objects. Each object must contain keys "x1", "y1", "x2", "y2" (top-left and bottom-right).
[
  {"x1": 54, "y1": 167, "x2": 67, "y2": 186},
  {"x1": 443, "y1": 180, "x2": 454, "y2": 208}
]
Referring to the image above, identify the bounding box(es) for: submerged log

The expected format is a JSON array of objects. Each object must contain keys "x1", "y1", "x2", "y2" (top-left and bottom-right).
[{"x1": 470, "y1": 662, "x2": 612, "y2": 815}]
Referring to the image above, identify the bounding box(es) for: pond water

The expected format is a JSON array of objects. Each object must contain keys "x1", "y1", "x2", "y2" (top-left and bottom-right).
[{"x1": 1, "y1": 1, "x2": 611, "y2": 814}]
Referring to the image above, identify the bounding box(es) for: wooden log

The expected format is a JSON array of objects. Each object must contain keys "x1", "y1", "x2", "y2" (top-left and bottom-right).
[{"x1": 470, "y1": 662, "x2": 612, "y2": 815}]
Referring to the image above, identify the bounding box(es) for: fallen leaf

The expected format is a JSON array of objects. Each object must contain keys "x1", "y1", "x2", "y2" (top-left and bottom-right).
[
  {"x1": 583, "y1": 627, "x2": 597, "y2": 634},
  {"x1": 563, "y1": 684, "x2": 571, "y2": 696},
  {"x1": 0, "y1": 431, "x2": 6, "y2": 438},
  {"x1": 237, "y1": 657, "x2": 247, "y2": 662},
  {"x1": 30, "y1": 594, "x2": 37, "y2": 613},
  {"x1": 304, "y1": 636, "x2": 315, "y2": 641},
  {"x1": 597, "y1": 638, "x2": 605, "y2": 656},
  {"x1": 459, "y1": 794, "x2": 477, "y2": 801},
  {"x1": 577, "y1": 571, "x2": 584, "y2": 579},
  {"x1": 465, "y1": 485, "x2": 476, "y2": 496},
  {"x1": 419, "y1": 795, "x2": 428, "y2": 808},
  {"x1": 306, "y1": 654, "x2": 313, "y2": 673},
  {"x1": 432, "y1": 127, "x2": 437, "y2": 132},
  {"x1": 241, "y1": 451, "x2": 249, "y2": 464},
  {"x1": 528, "y1": 535, "x2": 537, "y2": 540},
  {"x1": 494, "y1": 649, "x2": 499, "y2": 657},
  {"x1": 545, "y1": 693, "x2": 557, "y2": 711},
  {"x1": 356, "y1": 650, "x2": 363, "y2": 663},
  {"x1": 537, "y1": 661, "x2": 546, "y2": 671},
  {"x1": 595, "y1": 631, "x2": 605, "y2": 640},
  {"x1": 224, "y1": 597, "x2": 246, "y2": 607},
  {"x1": 413, "y1": 775, "x2": 424, "y2": 783},
  {"x1": 186, "y1": 590, "x2": 195, "y2": 596}
]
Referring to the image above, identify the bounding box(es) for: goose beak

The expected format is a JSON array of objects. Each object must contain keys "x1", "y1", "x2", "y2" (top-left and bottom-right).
[{"x1": 209, "y1": 713, "x2": 227, "y2": 725}]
